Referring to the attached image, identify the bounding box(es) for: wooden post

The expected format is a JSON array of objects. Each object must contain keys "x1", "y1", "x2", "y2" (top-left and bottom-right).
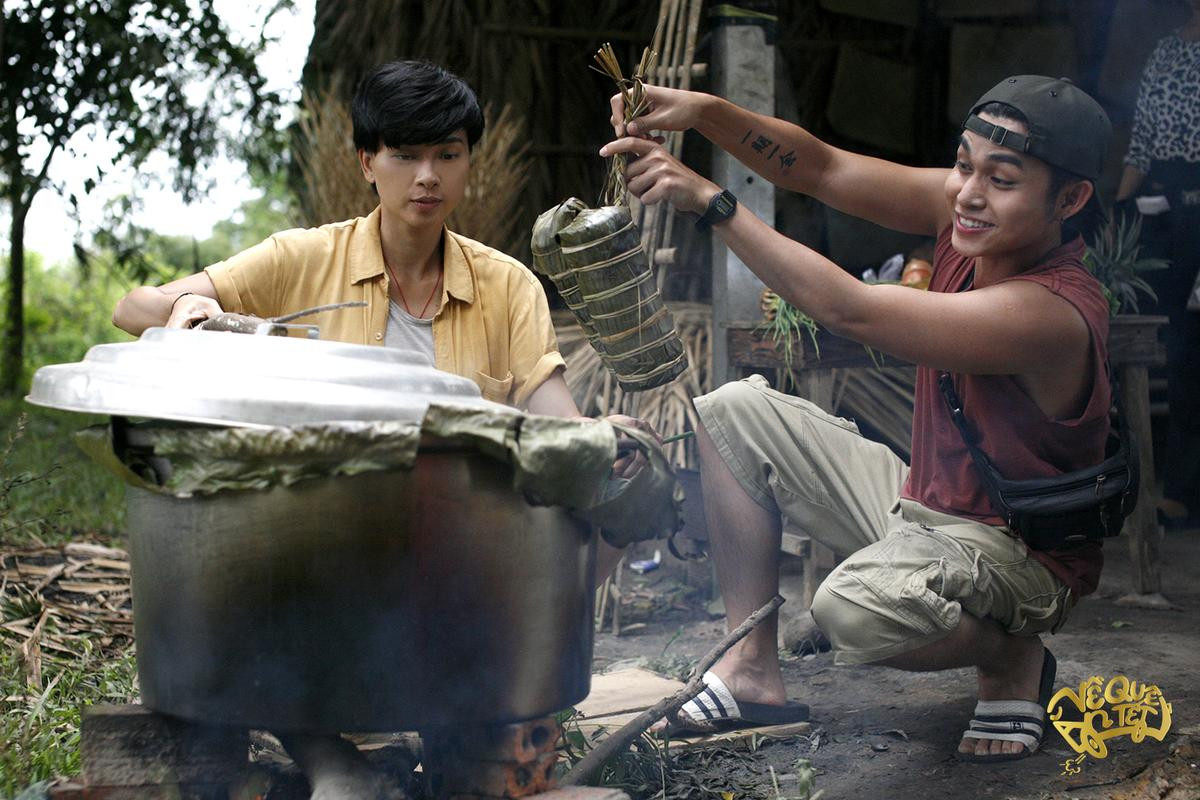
[
  {"x1": 1108, "y1": 315, "x2": 1170, "y2": 606},
  {"x1": 710, "y1": 4, "x2": 776, "y2": 386},
  {"x1": 1116, "y1": 364, "x2": 1164, "y2": 599}
]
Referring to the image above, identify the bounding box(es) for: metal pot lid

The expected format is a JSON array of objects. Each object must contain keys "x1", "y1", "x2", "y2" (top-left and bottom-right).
[{"x1": 26, "y1": 327, "x2": 502, "y2": 428}]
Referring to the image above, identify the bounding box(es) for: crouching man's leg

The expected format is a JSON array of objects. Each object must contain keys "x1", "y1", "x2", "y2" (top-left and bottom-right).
[
  {"x1": 692, "y1": 404, "x2": 788, "y2": 708},
  {"x1": 672, "y1": 376, "x2": 907, "y2": 730},
  {"x1": 810, "y1": 501, "x2": 1071, "y2": 761}
]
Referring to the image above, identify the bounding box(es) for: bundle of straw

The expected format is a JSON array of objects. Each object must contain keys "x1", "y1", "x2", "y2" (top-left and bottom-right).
[
  {"x1": 446, "y1": 103, "x2": 532, "y2": 256},
  {"x1": 592, "y1": 34, "x2": 660, "y2": 206},
  {"x1": 296, "y1": 89, "x2": 378, "y2": 227}
]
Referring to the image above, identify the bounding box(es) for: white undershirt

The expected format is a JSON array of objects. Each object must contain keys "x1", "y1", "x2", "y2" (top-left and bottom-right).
[{"x1": 383, "y1": 299, "x2": 435, "y2": 363}]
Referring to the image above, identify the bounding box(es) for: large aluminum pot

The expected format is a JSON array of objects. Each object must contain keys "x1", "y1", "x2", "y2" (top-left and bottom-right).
[{"x1": 128, "y1": 444, "x2": 595, "y2": 733}]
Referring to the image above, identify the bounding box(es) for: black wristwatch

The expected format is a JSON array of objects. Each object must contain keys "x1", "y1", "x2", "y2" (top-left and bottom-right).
[{"x1": 695, "y1": 189, "x2": 738, "y2": 232}]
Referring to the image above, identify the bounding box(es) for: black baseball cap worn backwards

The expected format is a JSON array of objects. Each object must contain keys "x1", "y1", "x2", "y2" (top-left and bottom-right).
[{"x1": 964, "y1": 75, "x2": 1112, "y2": 180}]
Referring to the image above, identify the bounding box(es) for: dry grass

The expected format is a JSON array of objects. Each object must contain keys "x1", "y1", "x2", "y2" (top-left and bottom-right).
[
  {"x1": 557, "y1": 302, "x2": 710, "y2": 469},
  {"x1": 1, "y1": 542, "x2": 137, "y2": 795},
  {"x1": 445, "y1": 104, "x2": 532, "y2": 256},
  {"x1": 632, "y1": 0, "x2": 704, "y2": 292},
  {"x1": 1, "y1": 415, "x2": 137, "y2": 794},
  {"x1": 294, "y1": 91, "x2": 532, "y2": 256},
  {"x1": 295, "y1": 89, "x2": 377, "y2": 227},
  {"x1": 592, "y1": 33, "x2": 660, "y2": 207}
]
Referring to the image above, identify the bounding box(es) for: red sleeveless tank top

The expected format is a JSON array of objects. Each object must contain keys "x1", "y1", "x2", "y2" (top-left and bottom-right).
[{"x1": 901, "y1": 228, "x2": 1112, "y2": 597}]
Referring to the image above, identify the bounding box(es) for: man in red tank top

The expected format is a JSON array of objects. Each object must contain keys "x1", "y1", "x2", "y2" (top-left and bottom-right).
[{"x1": 602, "y1": 76, "x2": 1113, "y2": 762}]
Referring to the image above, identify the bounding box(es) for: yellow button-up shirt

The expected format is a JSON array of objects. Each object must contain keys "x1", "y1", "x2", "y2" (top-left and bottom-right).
[{"x1": 205, "y1": 207, "x2": 565, "y2": 407}]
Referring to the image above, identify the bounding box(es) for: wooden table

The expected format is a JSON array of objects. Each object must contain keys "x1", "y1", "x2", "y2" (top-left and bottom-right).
[{"x1": 727, "y1": 315, "x2": 1169, "y2": 602}]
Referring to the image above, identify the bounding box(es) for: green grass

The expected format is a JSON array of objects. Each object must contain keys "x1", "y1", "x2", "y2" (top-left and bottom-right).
[
  {"x1": 2, "y1": 399, "x2": 133, "y2": 797},
  {"x1": 1, "y1": 399, "x2": 126, "y2": 548},
  {"x1": 2, "y1": 252, "x2": 131, "y2": 547},
  {"x1": 0, "y1": 634, "x2": 139, "y2": 797},
  {"x1": 0, "y1": 190, "x2": 290, "y2": 796},
  {"x1": 1084, "y1": 212, "x2": 1168, "y2": 317}
]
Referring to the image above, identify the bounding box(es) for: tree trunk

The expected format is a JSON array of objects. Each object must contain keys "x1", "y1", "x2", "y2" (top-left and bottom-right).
[{"x1": 2, "y1": 195, "x2": 27, "y2": 395}]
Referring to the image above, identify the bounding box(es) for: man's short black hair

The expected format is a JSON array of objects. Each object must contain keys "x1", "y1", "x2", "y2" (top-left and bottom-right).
[{"x1": 352, "y1": 60, "x2": 485, "y2": 153}]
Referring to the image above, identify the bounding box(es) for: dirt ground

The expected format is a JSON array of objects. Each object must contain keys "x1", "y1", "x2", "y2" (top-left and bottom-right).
[
  {"x1": 6, "y1": 516, "x2": 1196, "y2": 800},
  {"x1": 592, "y1": 525, "x2": 1200, "y2": 800}
]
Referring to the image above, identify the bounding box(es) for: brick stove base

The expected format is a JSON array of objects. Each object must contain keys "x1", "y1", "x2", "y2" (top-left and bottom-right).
[{"x1": 48, "y1": 704, "x2": 628, "y2": 800}]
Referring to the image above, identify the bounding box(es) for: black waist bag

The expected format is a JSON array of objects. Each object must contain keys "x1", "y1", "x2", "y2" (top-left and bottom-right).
[{"x1": 937, "y1": 372, "x2": 1139, "y2": 551}]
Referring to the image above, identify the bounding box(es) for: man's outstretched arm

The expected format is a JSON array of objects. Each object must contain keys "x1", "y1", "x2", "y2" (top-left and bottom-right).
[
  {"x1": 611, "y1": 85, "x2": 950, "y2": 237},
  {"x1": 599, "y1": 135, "x2": 1090, "y2": 378},
  {"x1": 112, "y1": 271, "x2": 224, "y2": 335}
]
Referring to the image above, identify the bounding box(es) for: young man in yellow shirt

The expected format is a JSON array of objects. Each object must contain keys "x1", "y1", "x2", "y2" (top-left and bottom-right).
[{"x1": 115, "y1": 60, "x2": 578, "y2": 417}]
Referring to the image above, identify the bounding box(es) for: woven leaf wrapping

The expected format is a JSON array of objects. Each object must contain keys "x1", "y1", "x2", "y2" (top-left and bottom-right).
[
  {"x1": 532, "y1": 200, "x2": 686, "y2": 392},
  {"x1": 532, "y1": 198, "x2": 604, "y2": 353}
]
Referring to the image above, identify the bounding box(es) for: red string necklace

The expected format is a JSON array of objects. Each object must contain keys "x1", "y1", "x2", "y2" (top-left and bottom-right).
[{"x1": 383, "y1": 257, "x2": 442, "y2": 319}]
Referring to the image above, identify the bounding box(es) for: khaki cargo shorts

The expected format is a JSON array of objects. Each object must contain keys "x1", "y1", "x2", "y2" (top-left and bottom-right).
[{"x1": 694, "y1": 375, "x2": 1073, "y2": 665}]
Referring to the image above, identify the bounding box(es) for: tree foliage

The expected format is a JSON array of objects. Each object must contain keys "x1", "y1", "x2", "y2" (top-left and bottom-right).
[
  {"x1": 1, "y1": 0, "x2": 282, "y2": 393},
  {"x1": 85, "y1": 170, "x2": 296, "y2": 285}
]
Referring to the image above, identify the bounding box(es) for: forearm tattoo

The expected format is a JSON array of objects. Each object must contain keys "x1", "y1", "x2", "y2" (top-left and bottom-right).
[{"x1": 741, "y1": 129, "x2": 796, "y2": 168}]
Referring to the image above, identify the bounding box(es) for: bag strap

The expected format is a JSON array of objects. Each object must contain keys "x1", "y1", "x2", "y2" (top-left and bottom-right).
[
  {"x1": 937, "y1": 371, "x2": 1015, "y2": 526},
  {"x1": 935, "y1": 265, "x2": 1013, "y2": 523}
]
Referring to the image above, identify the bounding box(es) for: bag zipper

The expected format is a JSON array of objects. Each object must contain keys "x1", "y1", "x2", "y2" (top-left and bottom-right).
[{"x1": 999, "y1": 469, "x2": 1128, "y2": 498}]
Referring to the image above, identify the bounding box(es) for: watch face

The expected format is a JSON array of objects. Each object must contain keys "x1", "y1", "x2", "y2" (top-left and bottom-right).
[
  {"x1": 697, "y1": 189, "x2": 737, "y2": 232},
  {"x1": 713, "y1": 190, "x2": 736, "y2": 219}
]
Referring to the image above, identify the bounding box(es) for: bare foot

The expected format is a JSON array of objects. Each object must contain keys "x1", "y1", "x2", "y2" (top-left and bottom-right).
[
  {"x1": 653, "y1": 649, "x2": 789, "y2": 732},
  {"x1": 709, "y1": 657, "x2": 788, "y2": 707},
  {"x1": 957, "y1": 635, "x2": 1046, "y2": 759}
]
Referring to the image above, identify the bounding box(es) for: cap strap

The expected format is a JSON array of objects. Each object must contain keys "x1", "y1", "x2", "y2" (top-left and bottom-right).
[{"x1": 964, "y1": 115, "x2": 1032, "y2": 154}]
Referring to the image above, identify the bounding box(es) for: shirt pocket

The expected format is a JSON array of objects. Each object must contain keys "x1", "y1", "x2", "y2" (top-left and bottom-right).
[{"x1": 475, "y1": 370, "x2": 514, "y2": 404}]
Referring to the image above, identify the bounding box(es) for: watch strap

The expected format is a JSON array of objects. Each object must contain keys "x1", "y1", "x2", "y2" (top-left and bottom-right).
[{"x1": 696, "y1": 189, "x2": 738, "y2": 232}]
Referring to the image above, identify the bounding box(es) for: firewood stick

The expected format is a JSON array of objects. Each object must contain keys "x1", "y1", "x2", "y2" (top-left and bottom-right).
[{"x1": 561, "y1": 594, "x2": 785, "y2": 786}]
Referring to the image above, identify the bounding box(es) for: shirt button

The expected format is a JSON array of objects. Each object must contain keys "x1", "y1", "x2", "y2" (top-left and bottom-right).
[{"x1": 375, "y1": 332, "x2": 383, "y2": 341}]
